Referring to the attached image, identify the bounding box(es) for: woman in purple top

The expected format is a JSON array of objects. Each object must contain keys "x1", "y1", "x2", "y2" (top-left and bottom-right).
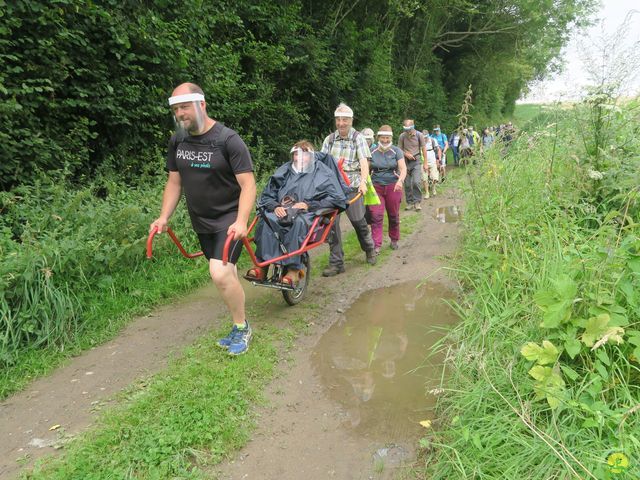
[{"x1": 367, "y1": 125, "x2": 407, "y2": 253}]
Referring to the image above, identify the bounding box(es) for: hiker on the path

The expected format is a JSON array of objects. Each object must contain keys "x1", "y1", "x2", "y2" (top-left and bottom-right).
[
  {"x1": 321, "y1": 103, "x2": 377, "y2": 277},
  {"x1": 431, "y1": 125, "x2": 448, "y2": 181},
  {"x1": 449, "y1": 129, "x2": 461, "y2": 166},
  {"x1": 481, "y1": 127, "x2": 494, "y2": 150},
  {"x1": 459, "y1": 128, "x2": 472, "y2": 165},
  {"x1": 398, "y1": 119, "x2": 427, "y2": 211},
  {"x1": 368, "y1": 125, "x2": 406, "y2": 254},
  {"x1": 469, "y1": 126, "x2": 481, "y2": 154},
  {"x1": 361, "y1": 128, "x2": 375, "y2": 149},
  {"x1": 150, "y1": 82, "x2": 256, "y2": 356},
  {"x1": 422, "y1": 129, "x2": 440, "y2": 199}
]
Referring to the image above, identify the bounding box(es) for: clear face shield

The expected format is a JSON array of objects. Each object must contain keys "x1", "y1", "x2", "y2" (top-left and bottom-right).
[
  {"x1": 290, "y1": 147, "x2": 315, "y2": 174},
  {"x1": 377, "y1": 129, "x2": 393, "y2": 150},
  {"x1": 168, "y1": 93, "x2": 206, "y2": 137},
  {"x1": 361, "y1": 128, "x2": 374, "y2": 147}
]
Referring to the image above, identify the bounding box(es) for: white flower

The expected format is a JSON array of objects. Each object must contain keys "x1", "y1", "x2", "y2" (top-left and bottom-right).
[{"x1": 588, "y1": 169, "x2": 604, "y2": 180}]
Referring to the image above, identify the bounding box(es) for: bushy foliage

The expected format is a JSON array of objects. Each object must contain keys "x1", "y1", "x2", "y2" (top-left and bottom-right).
[
  {"x1": 1, "y1": 0, "x2": 596, "y2": 190},
  {"x1": 0, "y1": 172, "x2": 199, "y2": 367}
]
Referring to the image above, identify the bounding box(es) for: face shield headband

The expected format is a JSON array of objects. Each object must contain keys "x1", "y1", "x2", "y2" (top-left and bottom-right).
[{"x1": 168, "y1": 93, "x2": 206, "y2": 136}]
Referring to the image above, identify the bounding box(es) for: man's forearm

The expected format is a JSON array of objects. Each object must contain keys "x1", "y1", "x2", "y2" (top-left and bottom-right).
[
  {"x1": 360, "y1": 159, "x2": 369, "y2": 181},
  {"x1": 236, "y1": 179, "x2": 256, "y2": 224},
  {"x1": 159, "y1": 180, "x2": 182, "y2": 220}
]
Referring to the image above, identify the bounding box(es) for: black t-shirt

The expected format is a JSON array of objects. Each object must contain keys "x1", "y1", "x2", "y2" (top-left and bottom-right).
[{"x1": 166, "y1": 122, "x2": 253, "y2": 233}]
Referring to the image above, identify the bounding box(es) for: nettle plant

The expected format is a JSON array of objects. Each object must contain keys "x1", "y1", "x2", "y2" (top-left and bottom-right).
[{"x1": 520, "y1": 236, "x2": 640, "y2": 424}]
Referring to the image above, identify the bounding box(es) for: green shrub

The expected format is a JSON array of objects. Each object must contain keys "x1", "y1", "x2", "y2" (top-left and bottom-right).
[{"x1": 0, "y1": 172, "x2": 198, "y2": 367}]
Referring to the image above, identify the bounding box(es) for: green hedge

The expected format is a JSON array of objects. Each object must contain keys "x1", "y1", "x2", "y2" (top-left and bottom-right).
[{"x1": 1, "y1": 0, "x2": 596, "y2": 190}]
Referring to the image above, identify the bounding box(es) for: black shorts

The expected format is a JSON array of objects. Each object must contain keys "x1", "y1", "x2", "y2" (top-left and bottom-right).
[{"x1": 197, "y1": 232, "x2": 243, "y2": 264}]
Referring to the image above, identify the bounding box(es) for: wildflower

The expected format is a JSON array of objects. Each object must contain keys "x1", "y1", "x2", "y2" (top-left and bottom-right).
[{"x1": 588, "y1": 169, "x2": 604, "y2": 180}]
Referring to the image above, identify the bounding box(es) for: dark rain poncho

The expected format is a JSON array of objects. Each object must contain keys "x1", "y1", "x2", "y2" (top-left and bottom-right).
[{"x1": 255, "y1": 153, "x2": 348, "y2": 269}]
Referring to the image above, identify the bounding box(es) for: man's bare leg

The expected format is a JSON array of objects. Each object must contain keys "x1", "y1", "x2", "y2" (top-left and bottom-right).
[{"x1": 209, "y1": 259, "x2": 246, "y2": 325}]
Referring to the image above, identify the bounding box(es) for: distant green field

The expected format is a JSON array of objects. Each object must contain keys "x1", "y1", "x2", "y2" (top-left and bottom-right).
[{"x1": 512, "y1": 103, "x2": 545, "y2": 126}]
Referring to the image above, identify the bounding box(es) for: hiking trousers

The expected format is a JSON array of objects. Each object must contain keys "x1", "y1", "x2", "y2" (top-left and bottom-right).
[
  {"x1": 369, "y1": 183, "x2": 402, "y2": 248},
  {"x1": 404, "y1": 160, "x2": 422, "y2": 205},
  {"x1": 327, "y1": 195, "x2": 374, "y2": 268}
]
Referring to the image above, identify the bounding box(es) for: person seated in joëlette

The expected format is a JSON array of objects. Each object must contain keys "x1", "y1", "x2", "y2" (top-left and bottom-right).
[{"x1": 248, "y1": 140, "x2": 348, "y2": 285}]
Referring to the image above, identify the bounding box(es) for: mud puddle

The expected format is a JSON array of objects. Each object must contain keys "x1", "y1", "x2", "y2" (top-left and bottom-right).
[
  {"x1": 311, "y1": 280, "x2": 457, "y2": 444},
  {"x1": 434, "y1": 205, "x2": 462, "y2": 223}
]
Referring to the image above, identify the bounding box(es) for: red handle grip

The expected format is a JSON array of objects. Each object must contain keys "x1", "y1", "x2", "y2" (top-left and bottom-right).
[
  {"x1": 222, "y1": 231, "x2": 235, "y2": 266},
  {"x1": 146, "y1": 226, "x2": 203, "y2": 259}
]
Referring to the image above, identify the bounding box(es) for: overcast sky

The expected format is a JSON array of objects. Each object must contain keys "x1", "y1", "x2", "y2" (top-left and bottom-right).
[{"x1": 521, "y1": 0, "x2": 640, "y2": 103}]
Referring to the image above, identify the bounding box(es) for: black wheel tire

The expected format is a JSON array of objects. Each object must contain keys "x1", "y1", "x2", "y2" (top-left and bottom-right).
[{"x1": 282, "y1": 254, "x2": 310, "y2": 306}]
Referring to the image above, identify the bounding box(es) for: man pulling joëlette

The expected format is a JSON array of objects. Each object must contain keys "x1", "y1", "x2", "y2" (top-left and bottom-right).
[{"x1": 149, "y1": 82, "x2": 257, "y2": 356}]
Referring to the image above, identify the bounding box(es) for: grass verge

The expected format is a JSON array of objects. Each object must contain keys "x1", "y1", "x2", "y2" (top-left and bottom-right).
[{"x1": 418, "y1": 105, "x2": 640, "y2": 479}]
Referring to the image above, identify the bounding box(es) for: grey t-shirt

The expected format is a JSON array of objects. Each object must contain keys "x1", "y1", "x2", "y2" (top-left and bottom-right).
[
  {"x1": 398, "y1": 130, "x2": 425, "y2": 160},
  {"x1": 370, "y1": 146, "x2": 403, "y2": 186},
  {"x1": 166, "y1": 122, "x2": 253, "y2": 233}
]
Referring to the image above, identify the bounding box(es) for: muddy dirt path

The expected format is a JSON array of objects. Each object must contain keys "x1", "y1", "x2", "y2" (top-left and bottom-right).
[
  {"x1": 213, "y1": 190, "x2": 462, "y2": 480},
  {"x1": 0, "y1": 189, "x2": 461, "y2": 480}
]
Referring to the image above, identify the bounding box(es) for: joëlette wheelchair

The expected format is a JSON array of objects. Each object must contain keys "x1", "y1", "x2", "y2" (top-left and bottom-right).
[{"x1": 147, "y1": 157, "x2": 359, "y2": 306}]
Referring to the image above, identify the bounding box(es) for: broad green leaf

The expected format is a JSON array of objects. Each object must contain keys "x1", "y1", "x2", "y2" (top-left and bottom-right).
[
  {"x1": 595, "y1": 349, "x2": 610, "y2": 366},
  {"x1": 552, "y1": 275, "x2": 578, "y2": 300},
  {"x1": 564, "y1": 337, "x2": 582, "y2": 359},
  {"x1": 628, "y1": 332, "x2": 640, "y2": 346},
  {"x1": 619, "y1": 280, "x2": 637, "y2": 308},
  {"x1": 541, "y1": 301, "x2": 572, "y2": 328},
  {"x1": 546, "y1": 394, "x2": 561, "y2": 409},
  {"x1": 521, "y1": 342, "x2": 543, "y2": 362},
  {"x1": 632, "y1": 346, "x2": 640, "y2": 364},
  {"x1": 582, "y1": 418, "x2": 599, "y2": 428},
  {"x1": 534, "y1": 276, "x2": 578, "y2": 328},
  {"x1": 595, "y1": 361, "x2": 609, "y2": 381},
  {"x1": 589, "y1": 305, "x2": 628, "y2": 327},
  {"x1": 539, "y1": 340, "x2": 559, "y2": 364},
  {"x1": 521, "y1": 341, "x2": 558, "y2": 364},
  {"x1": 628, "y1": 257, "x2": 640, "y2": 274},
  {"x1": 586, "y1": 378, "x2": 603, "y2": 398},
  {"x1": 529, "y1": 365, "x2": 552, "y2": 382},
  {"x1": 548, "y1": 368, "x2": 565, "y2": 389},
  {"x1": 472, "y1": 433, "x2": 483, "y2": 449},
  {"x1": 560, "y1": 364, "x2": 579, "y2": 381},
  {"x1": 533, "y1": 289, "x2": 557, "y2": 308},
  {"x1": 581, "y1": 314, "x2": 610, "y2": 347}
]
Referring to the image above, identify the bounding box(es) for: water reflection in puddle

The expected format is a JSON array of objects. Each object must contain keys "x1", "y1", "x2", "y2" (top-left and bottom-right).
[
  {"x1": 434, "y1": 205, "x2": 462, "y2": 223},
  {"x1": 311, "y1": 281, "x2": 457, "y2": 441}
]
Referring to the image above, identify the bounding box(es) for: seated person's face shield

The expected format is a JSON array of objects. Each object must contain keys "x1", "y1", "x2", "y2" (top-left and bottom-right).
[
  {"x1": 168, "y1": 93, "x2": 206, "y2": 136},
  {"x1": 290, "y1": 147, "x2": 315, "y2": 173}
]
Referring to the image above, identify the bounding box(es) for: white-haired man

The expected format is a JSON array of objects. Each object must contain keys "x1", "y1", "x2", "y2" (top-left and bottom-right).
[
  {"x1": 320, "y1": 103, "x2": 376, "y2": 276},
  {"x1": 150, "y1": 82, "x2": 256, "y2": 356}
]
